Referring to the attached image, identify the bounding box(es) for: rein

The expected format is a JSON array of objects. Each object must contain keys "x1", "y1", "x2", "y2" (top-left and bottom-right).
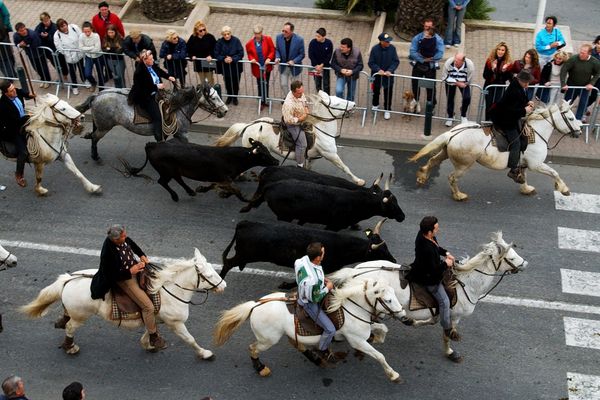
[
  {"x1": 179, "y1": 86, "x2": 225, "y2": 124},
  {"x1": 160, "y1": 268, "x2": 224, "y2": 306},
  {"x1": 529, "y1": 106, "x2": 580, "y2": 150},
  {"x1": 307, "y1": 97, "x2": 352, "y2": 138}
]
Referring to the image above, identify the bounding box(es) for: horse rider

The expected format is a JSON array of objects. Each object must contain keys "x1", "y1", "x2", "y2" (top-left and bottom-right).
[
  {"x1": 407, "y1": 216, "x2": 460, "y2": 342},
  {"x1": 294, "y1": 242, "x2": 337, "y2": 366},
  {"x1": 127, "y1": 49, "x2": 176, "y2": 142},
  {"x1": 490, "y1": 69, "x2": 535, "y2": 184},
  {"x1": 0, "y1": 80, "x2": 35, "y2": 188},
  {"x1": 90, "y1": 224, "x2": 168, "y2": 351},
  {"x1": 282, "y1": 80, "x2": 309, "y2": 168}
]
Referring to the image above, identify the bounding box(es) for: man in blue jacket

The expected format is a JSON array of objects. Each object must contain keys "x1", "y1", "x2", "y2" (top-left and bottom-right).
[
  {"x1": 275, "y1": 22, "x2": 305, "y2": 96},
  {"x1": 368, "y1": 32, "x2": 399, "y2": 120},
  {"x1": 409, "y1": 19, "x2": 444, "y2": 110}
]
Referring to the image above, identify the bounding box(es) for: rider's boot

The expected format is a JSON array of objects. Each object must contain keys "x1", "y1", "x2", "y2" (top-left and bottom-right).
[{"x1": 149, "y1": 331, "x2": 168, "y2": 351}]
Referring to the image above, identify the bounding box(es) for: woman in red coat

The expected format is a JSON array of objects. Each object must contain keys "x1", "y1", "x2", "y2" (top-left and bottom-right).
[{"x1": 246, "y1": 24, "x2": 275, "y2": 109}]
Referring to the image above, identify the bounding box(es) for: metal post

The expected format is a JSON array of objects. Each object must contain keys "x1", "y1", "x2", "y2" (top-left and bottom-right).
[
  {"x1": 534, "y1": 0, "x2": 547, "y2": 37},
  {"x1": 418, "y1": 78, "x2": 436, "y2": 137}
]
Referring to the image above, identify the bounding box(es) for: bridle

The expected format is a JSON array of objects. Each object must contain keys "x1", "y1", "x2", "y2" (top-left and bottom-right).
[
  {"x1": 342, "y1": 281, "x2": 403, "y2": 324},
  {"x1": 308, "y1": 96, "x2": 353, "y2": 138},
  {"x1": 0, "y1": 251, "x2": 14, "y2": 271},
  {"x1": 160, "y1": 262, "x2": 224, "y2": 306},
  {"x1": 530, "y1": 105, "x2": 581, "y2": 150}
]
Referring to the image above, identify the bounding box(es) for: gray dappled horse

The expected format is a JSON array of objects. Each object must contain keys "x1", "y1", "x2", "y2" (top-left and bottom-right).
[{"x1": 76, "y1": 83, "x2": 227, "y2": 161}]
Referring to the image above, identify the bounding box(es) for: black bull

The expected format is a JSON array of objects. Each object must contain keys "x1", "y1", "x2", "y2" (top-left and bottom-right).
[
  {"x1": 121, "y1": 138, "x2": 278, "y2": 201},
  {"x1": 220, "y1": 219, "x2": 396, "y2": 279}
]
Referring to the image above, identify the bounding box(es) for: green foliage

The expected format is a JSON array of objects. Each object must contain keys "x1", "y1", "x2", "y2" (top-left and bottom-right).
[{"x1": 465, "y1": 0, "x2": 496, "y2": 20}]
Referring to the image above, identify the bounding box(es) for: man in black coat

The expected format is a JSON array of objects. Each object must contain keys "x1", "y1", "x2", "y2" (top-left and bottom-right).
[
  {"x1": 407, "y1": 216, "x2": 459, "y2": 341},
  {"x1": 123, "y1": 30, "x2": 157, "y2": 63},
  {"x1": 127, "y1": 49, "x2": 175, "y2": 142},
  {"x1": 0, "y1": 80, "x2": 35, "y2": 187},
  {"x1": 491, "y1": 70, "x2": 535, "y2": 184}
]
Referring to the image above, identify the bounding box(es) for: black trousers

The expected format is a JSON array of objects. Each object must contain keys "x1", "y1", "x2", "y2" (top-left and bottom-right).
[
  {"x1": 139, "y1": 95, "x2": 163, "y2": 141},
  {"x1": 372, "y1": 75, "x2": 394, "y2": 110},
  {"x1": 505, "y1": 127, "x2": 521, "y2": 169},
  {"x1": 14, "y1": 133, "x2": 28, "y2": 175},
  {"x1": 411, "y1": 65, "x2": 437, "y2": 105}
]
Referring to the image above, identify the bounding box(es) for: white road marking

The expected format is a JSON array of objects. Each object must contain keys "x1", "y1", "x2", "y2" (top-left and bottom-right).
[
  {"x1": 558, "y1": 227, "x2": 600, "y2": 253},
  {"x1": 555, "y1": 192, "x2": 600, "y2": 214},
  {"x1": 481, "y1": 295, "x2": 600, "y2": 316},
  {"x1": 562, "y1": 269, "x2": 600, "y2": 298},
  {"x1": 567, "y1": 372, "x2": 600, "y2": 400},
  {"x1": 564, "y1": 317, "x2": 600, "y2": 350}
]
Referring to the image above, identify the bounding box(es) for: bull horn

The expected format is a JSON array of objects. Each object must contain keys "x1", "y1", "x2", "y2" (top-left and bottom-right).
[
  {"x1": 384, "y1": 173, "x2": 392, "y2": 191},
  {"x1": 371, "y1": 240, "x2": 386, "y2": 250},
  {"x1": 372, "y1": 172, "x2": 383, "y2": 187},
  {"x1": 252, "y1": 147, "x2": 258, "y2": 154},
  {"x1": 373, "y1": 218, "x2": 388, "y2": 235}
]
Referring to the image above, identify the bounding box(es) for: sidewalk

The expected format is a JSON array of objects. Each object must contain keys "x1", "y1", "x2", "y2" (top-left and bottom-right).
[{"x1": 5, "y1": 0, "x2": 600, "y2": 167}]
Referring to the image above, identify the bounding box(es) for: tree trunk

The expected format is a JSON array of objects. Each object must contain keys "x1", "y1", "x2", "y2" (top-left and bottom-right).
[
  {"x1": 394, "y1": 0, "x2": 445, "y2": 41},
  {"x1": 142, "y1": 0, "x2": 189, "y2": 23}
]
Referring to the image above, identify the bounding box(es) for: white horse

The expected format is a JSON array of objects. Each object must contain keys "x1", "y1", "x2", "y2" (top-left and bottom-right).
[
  {"x1": 214, "y1": 91, "x2": 365, "y2": 186},
  {"x1": 21, "y1": 248, "x2": 226, "y2": 359},
  {"x1": 409, "y1": 100, "x2": 582, "y2": 201},
  {"x1": 214, "y1": 278, "x2": 407, "y2": 382},
  {"x1": 2, "y1": 94, "x2": 102, "y2": 196},
  {"x1": 0, "y1": 243, "x2": 18, "y2": 333},
  {"x1": 330, "y1": 232, "x2": 528, "y2": 363}
]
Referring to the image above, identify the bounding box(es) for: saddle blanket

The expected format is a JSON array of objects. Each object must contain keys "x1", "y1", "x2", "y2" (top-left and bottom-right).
[
  {"x1": 406, "y1": 271, "x2": 458, "y2": 312},
  {"x1": 110, "y1": 290, "x2": 161, "y2": 321},
  {"x1": 286, "y1": 292, "x2": 345, "y2": 336}
]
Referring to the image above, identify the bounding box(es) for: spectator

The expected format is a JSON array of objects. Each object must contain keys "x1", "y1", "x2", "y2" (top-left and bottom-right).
[
  {"x1": 275, "y1": 22, "x2": 305, "y2": 96},
  {"x1": 160, "y1": 29, "x2": 187, "y2": 86},
  {"x1": 535, "y1": 16, "x2": 566, "y2": 65},
  {"x1": 538, "y1": 50, "x2": 568, "y2": 105},
  {"x1": 102, "y1": 24, "x2": 125, "y2": 88},
  {"x1": 54, "y1": 18, "x2": 85, "y2": 95},
  {"x1": 187, "y1": 20, "x2": 217, "y2": 85},
  {"x1": 511, "y1": 49, "x2": 541, "y2": 99},
  {"x1": 214, "y1": 25, "x2": 243, "y2": 105},
  {"x1": 62, "y1": 381, "x2": 85, "y2": 400},
  {"x1": 444, "y1": 0, "x2": 469, "y2": 49},
  {"x1": 308, "y1": 27, "x2": 333, "y2": 94},
  {"x1": 123, "y1": 30, "x2": 156, "y2": 63},
  {"x1": 246, "y1": 24, "x2": 275, "y2": 109},
  {"x1": 560, "y1": 44, "x2": 600, "y2": 122},
  {"x1": 409, "y1": 19, "x2": 444, "y2": 110},
  {"x1": 483, "y1": 41, "x2": 513, "y2": 120},
  {"x1": 34, "y1": 12, "x2": 69, "y2": 83},
  {"x1": 586, "y1": 35, "x2": 600, "y2": 109},
  {"x1": 13, "y1": 22, "x2": 52, "y2": 88},
  {"x1": 1, "y1": 375, "x2": 29, "y2": 400},
  {"x1": 331, "y1": 37, "x2": 363, "y2": 102},
  {"x1": 79, "y1": 21, "x2": 105, "y2": 91},
  {"x1": 441, "y1": 52, "x2": 474, "y2": 126},
  {"x1": 368, "y1": 32, "x2": 399, "y2": 120},
  {"x1": 0, "y1": 0, "x2": 11, "y2": 32},
  {"x1": 91, "y1": 1, "x2": 124, "y2": 41},
  {"x1": 0, "y1": 18, "x2": 15, "y2": 78}
]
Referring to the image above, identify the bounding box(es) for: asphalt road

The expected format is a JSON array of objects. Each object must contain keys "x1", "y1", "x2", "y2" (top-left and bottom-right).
[{"x1": 0, "y1": 127, "x2": 599, "y2": 399}]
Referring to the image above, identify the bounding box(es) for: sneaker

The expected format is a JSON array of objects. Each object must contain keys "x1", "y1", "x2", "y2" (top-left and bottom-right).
[
  {"x1": 371, "y1": 105, "x2": 379, "y2": 111},
  {"x1": 89, "y1": 85, "x2": 96, "y2": 92},
  {"x1": 72, "y1": 87, "x2": 79, "y2": 95},
  {"x1": 420, "y1": 134, "x2": 433, "y2": 140},
  {"x1": 384, "y1": 111, "x2": 391, "y2": 120},
  {"x1": 453, "y1": 43, "x2": 460, "y2": 48},
  {"x1": 39, "y1": 82, "x2": 45, "y2": 88},
  {"x1": 460, "y1": 116, "x2": 469, "y2": 124},
  {"x1": 445, "y1": 44, "x2": 451, "y2": 49},
  {"x1": 84, "y1": 80, "x2": 92, "y2": 89},
  {"x1": 445, "y1": 119, "x2": 453, "y2": 127}
]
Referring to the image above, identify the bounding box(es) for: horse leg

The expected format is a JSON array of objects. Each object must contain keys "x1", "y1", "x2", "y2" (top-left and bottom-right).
[
  {"x1": 416, "y1": 149, "x2": 448, "y2": 186},
  {"x1": 447, "y1": 162, "x2": 472, "y2": 201},
  {"x1": 345, "y1": 335, "x2": 403, "y2": 383},
  {"x1": 370, "y1": 323, "x2": 389, "y2": 344},
  {"x1": 60, "y1": 153, "x2": 102, "y2": 194},
  {"x1": 167, "y1": 321, "x2": 215, "y2": 360},
  {"x1": 442, "y1": 329, "x2": 463, "y2": 363},
  {"x1": 249, "y1": 340, "x2": 275, "y2": 377},
  {"x1": 171, "y1": 175, "x2": 196, "y2": 197},
  {"x1": 157, "y1": 175, "x2": 180, "y2": 202},
  {"x1": 320, "y1": 151, "x2": 365, "y2": 186},
  {"x1": 33, "y1": 163, "x2": 49, "y2": 196},
  {"x1": 525, "y1": 162, "x2": 570, "y2": 196},
  {"x1": 62, "y1": 318, "x2": 83, "y2": 355}
]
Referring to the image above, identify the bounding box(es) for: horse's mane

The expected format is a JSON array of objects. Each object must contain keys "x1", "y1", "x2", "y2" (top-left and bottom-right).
[
  {"x1": 327, "y1": 278, "x2": 380, "y2": 312},
  {"x1": 169, "y1": 86, "x2": 197, "y2": 111},
  {"x1": 144, "y1": 258, "x2": 194, "y2": 294},
  {"x1": 527, "y1": 103, "x2": 559, "y2": 122},
  {"x1": 453, "y1": 232, "x2": 506, "y2": 273},
  {"x1": 27, "y1": 94, "x2": 60, "y2": 127}
]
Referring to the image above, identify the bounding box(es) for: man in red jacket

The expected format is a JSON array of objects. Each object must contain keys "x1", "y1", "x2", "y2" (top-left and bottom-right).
[{"x1": 91, "y1": 1, "x2": 124, "y2": 41}]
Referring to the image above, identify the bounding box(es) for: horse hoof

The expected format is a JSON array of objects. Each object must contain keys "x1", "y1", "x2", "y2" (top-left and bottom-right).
[
  {"x1": 94, "y1": 157, "x2": 103, "y2": 166},
  {"x1": 91, "y1": 186, "x2": 103, "y2": 195},
  {"x1": 447, "y1": 351, "x2": 463, "y2": 363},
  {"x1": 562, "y1": 190, "x2": 571, "y2": 196},
  {"x1": 391, "y1": 374, "x2": 404, "y2": 384},
  {"x1": 356, "y1": 179, "x2": 365, "y2": 186},
  {"x1": 36, "y1": 189, "x2": 49, "y2": 197},
  {"x1": 259, "y1": 366, "x2": 271, "y2": 377},
  {"x1": 453, "y1": 195, "x2": 468, "y2": 202},
  {"x1": 201, "y1": 351, "x2": 216, "y2": 361},
  {"x1": 66, "y1": 344, "x2": 80, "y2": 355}
]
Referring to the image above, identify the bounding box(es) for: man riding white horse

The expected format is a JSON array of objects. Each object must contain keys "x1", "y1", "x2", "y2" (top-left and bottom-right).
[
  {"x1": 282, "y1": 80, "x2": 310, "y2": 168},
  {"x1": 490, "y1": 70, "x2": 535, "y2": 184}
]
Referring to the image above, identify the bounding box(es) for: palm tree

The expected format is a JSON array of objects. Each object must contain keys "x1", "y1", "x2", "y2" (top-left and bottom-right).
[
  {"x1": 142, "y1": 0, "x2": 189, "y2": 23},
  {"x1": 393, "y1": 0, "x2": 445, "y2": 41}
]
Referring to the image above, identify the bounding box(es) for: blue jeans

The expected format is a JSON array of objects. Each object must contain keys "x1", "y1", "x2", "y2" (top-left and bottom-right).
[
  {"x1": 426, "y1": 283, "x2": 451, "y2": 330},
  {"x1": 564, "y1": 87, "x2": 591, "y2": 120},
  {"x1": 84, "y1": 56, "x2": 105, "y2": 87},
  {"x1": 106, "y1": 57, "x2": 126, "y2": 88},
  {"x1": 335, "y1": 76, "x2": 357, "y2": 101},
  {"x1": 445, "y1": 6, "x2": 467, "y2": 45},
  {"x1": 298, "y1": 300, "x2": 336, "y2": 351}
]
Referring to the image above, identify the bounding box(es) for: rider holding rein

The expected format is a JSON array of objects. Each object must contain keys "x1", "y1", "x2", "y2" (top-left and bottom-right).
[
  {"x1": 407, "y1": 216, "x2": 459, "y2": 341},
  {"x1": 490, "y1": 69, "x2": 534, "y2": 184},
  {"x1": 282, "y1": 80, "x2": 309, "y2": 168},
  {"x1": 127, "y1": 49, "x2": 176, "y2": 142},
  {"x1": 90, "y1": 224, "x2": 167, "y2": 351},
  {"x1": 0, "y1": 81, "x2": 35, "y2": 188}
]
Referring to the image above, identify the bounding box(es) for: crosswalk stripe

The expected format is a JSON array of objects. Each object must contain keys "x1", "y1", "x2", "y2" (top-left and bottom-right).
[
  {"x1": 562, "y1": 269, "x2": 600, "y2": 298},
  {"x1": 558, "y1": 227, "x2": 600, "y2": 253},
  {"x1": 567, "y1": 372, "x2": 600, "y2": 400},
  {"x1": 555, "y1": 192, "x2": 600, "y2": 214},
  {"x1": 564, "y1": 317, "x2": 600, "y2": 350}
]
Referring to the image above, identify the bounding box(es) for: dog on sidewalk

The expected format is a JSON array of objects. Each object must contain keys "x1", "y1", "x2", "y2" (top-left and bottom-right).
[{"x1": 402, "y1": 91, "x2": 421, "y2": 121}]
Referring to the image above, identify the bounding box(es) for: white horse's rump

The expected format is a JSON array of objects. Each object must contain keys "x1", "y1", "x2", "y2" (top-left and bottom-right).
[
  {"x1": 214, "y1": 91, "x2": 365, "y2": 186},
  {"x1": 213, "y1": 278, "x2": 407, "y2": 382},
  {"x1": 21, "y1": 248, "x2": 226, "y2": 358},
  {"x1": 0, "y1": 243, "x2": 17, "y2": 333},
  {"x1": 409, "y1": 100, "x2": 582, "y2": 201},
  {"x1": 330, "y1": 232, "x2": 528, "y2": 362}
]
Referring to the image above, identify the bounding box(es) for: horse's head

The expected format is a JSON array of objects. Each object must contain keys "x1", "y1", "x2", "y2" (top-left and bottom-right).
[
  {"x1": 560, "y1": 99, "x2": 583, "y2": 137},
  {"x1": 32, "y1": 94, "x2": 83, "y2": 133},
  {"x1": 0, "y1": 244, "x2": 17, "y2": 271},
  {"x1": 490, "y1": 232, "x2": 528, "y2": 274},
  {"x1": 315, "y1": 91, "x2": 355, "y2": 119},
  {"x1": 196, "y1": 81, "x2": 228, "y2": 118},
  {"x1": 193, "y1": 248, "x2": 226, "y2": 293},
  {"x1": 364, "y1": 279, "x2": 406, "y2": 320}
]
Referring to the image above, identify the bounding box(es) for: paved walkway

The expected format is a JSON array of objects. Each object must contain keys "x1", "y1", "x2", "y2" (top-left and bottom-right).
[{"x1": 4, "y1": 0, "x2": 600, "y2": 166}]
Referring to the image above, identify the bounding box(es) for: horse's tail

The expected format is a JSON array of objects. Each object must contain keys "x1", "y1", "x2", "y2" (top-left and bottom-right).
[
  {"x1": 408, "y1": 132, "x2": 453, "y2": 163},
  {"x1": 214, "y1": 123, "x2": 246, "y2": 147},
  {"x1": 20, "y1": 273, "x2": 72, "y2": 318},
  {"x1": 75, "y1": 94, "x2": 97, "y2": 114},
  {"x1": 213, "y1": 300, "x2": 256, "y2": 346}
]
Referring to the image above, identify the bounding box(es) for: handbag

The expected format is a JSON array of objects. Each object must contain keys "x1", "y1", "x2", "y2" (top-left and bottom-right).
[
  {"x1": 555, "y1": 29, "x2": 566, "y2": 50},
  {"x1": 415, "y1": 62, "x2": 430, "y2": 73}
]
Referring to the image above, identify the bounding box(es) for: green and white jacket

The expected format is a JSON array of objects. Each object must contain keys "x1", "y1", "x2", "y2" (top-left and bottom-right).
[{"x1": 295, "y1": 255, "x2": 328, "y2": 303}]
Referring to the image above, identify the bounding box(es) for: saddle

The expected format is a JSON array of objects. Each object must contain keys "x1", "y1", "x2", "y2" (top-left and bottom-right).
[
  {"x1": 401, "y1": 270, "x2": 458, "y2": 313},
  {"x1": 481, "y1": 122, "x2": 533, "y2": 153},
  {"x1": 131, "y1": 91, "x2": 178, "y2": 134},
  {"x1": 285, "y1": 292, "x2": 345, "y2": 336},
  {"x1": 110, "y1": 272, "x2": 161, "y2": 321},
  {"x1": 0, "y1": 140, "x2": 18, "y2": 159},
  {"x1": 275, "y1": 121, "x2": 316, "y2": 156}
]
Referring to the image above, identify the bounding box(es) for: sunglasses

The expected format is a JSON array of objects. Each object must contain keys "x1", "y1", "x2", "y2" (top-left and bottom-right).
[{"x1": 198, "y1": 28, "x2": 206, "y2": 32}]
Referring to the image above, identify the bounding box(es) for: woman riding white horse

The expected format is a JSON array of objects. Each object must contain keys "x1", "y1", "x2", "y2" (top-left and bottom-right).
[
  {"x1": 409, "y1": 100, "x2": 581, "y2": 201},
  {"x1": 213, "y1": 277, "x2": 407, "y2": 382},
  {"x1": 330, "y1": 232, "x2": 528, "y2": 362},
  {"x1": 214, "y1": 90, "x2": 365, "y2": 186},
  {"x1": 2, "y1": 93, "x2": 102, "y2": 196},
  {"x1": 0, "y1": 243, "x2": 17, "y2": 333},
  {"x1": 21, "y1": 248, "x2": 226, "y2": 359}
]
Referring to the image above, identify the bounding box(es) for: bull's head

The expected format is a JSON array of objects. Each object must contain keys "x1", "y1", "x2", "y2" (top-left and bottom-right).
[
  {"x1": 364, "y1": 218, "x2": 396, "y2": 262},
  {"x1": 249, "y1": 138, "x2": 279, "y2": 167},
  {"x1": 380, "y1": 174, "x2": 405, "y2": 222}
]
